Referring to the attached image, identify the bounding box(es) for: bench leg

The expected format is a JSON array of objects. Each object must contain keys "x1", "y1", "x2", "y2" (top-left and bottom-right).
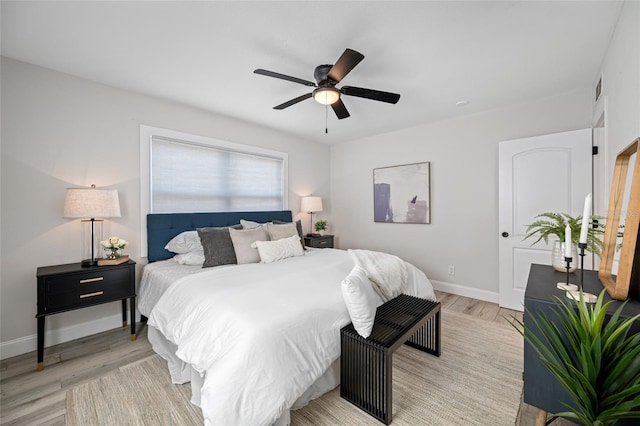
[
  {"x1": 341, "y1": 334, "x2": 392, "y2": 424},
  {"x1": 383, "y1": 352, "x2": 393, "y2": 425},
  {"x1": 405, "y1": 308, "x2": 441, "y2": 357}
]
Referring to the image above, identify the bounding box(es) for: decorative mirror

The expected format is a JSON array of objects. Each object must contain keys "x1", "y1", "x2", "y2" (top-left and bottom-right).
[{"x1": 599, "y1": 138, "x2": 640, "y2": 300}]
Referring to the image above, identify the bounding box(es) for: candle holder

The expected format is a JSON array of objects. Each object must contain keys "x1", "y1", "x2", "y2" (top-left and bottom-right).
[
  {"x1": 564, "y1": 256, "x2": 573, "y2": 287},
  {"x1": 578, "y1": 242, "x2": 587, "y2": 289}
]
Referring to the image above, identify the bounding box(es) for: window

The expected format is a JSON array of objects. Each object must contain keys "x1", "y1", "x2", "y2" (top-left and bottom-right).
[
  {"x1": 140, "y1": 125, "x2": 288, "y2": 256},
  {"x1": 151, "y1": 137, "x2": 285, "y2": 212}
]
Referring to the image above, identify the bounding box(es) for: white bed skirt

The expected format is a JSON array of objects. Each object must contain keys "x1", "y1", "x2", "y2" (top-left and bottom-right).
[{"x1": 147, "y1": 325, "x2": 340, "y2": 426}]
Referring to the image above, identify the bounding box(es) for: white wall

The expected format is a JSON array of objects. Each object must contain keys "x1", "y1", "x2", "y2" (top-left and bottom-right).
[
  {"x1": 0, "y1": 57, "x2": 330, "y2": 359},
  {"x1": 591, "y1": 0, "x2": 640, "y2": 279},
  {"x1": 597, "y1": 0, "x2": 639, "y2": 191},
  {"x1": 330, "y1": 89, "x2": 592, "y2": 301}
]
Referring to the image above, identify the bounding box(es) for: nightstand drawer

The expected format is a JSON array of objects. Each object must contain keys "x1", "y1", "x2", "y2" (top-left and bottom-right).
[
  {"x1": 45, "y1": 267, "x2": 130, "y2": 295},
  {"x1": 312, "y1": 238, "x2": 331, "y2": 247},
  {"x1": 304, "y1": 235, "x2": 334, "y2": 248},
  {"x1": 46, "y1": 279, "x2": 132, "y2": 311}
]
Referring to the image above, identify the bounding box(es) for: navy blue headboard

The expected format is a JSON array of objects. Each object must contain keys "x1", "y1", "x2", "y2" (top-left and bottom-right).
[{"x1": 147, "y1": 210, "x2": 293, "y2": 262}]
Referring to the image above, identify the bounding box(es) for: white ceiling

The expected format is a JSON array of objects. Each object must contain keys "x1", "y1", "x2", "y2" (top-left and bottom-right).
[{"x1": 1, "y1": 1, "x2": 622, "y2": 144}]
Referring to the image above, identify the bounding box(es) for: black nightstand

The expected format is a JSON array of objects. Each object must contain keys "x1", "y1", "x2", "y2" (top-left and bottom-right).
[
  {"x1": 304, "y1": 235, "x2": 334, "y2": 248},
  {"x1": 36, "y1": 260, "x2": 136, "y2": 371}
]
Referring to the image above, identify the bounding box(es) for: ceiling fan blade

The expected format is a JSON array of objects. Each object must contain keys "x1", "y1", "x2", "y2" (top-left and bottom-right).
[
  {"x1": 331, "y1": 98, "x2": 351, "y2": 119},
  {"x1": 327, "y1": 48, "x2": 364, "y2": 83},
  {"x1": 341, "y1": 86, "x2": 401, "y2": 104},
  {"x1": 254, "y1": 69, "x2": 317, "y2": 87},
  {"x1": 274, "y1": 93, "x2": 313, "y2": 110}
]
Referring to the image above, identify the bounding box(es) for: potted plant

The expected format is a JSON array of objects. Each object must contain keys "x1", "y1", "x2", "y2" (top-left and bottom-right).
[
  {"x1": 511, "y1": 290, "x2": 640, "y2": 425},
  {"x1": 314, "y1": 220, "x2": 328, "y2": 236},
  {"x1": 523, "y1": 213, "x2": 605, "y2": 272}
]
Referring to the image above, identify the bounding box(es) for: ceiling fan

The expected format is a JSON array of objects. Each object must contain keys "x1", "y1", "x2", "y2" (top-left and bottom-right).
[{"x1": 254, "y1": 48, "x2": 400, "y2": 120}]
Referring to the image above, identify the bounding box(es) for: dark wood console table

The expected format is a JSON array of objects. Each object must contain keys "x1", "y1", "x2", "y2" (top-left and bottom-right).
[{"x1": 524, "y1": 264, "x2": 640, "y2": 424}]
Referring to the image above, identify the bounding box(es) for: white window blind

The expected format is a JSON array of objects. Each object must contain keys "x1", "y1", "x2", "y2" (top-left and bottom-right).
[{"x1": 151, "y1": 136, "x2": 285, "y2": 213}]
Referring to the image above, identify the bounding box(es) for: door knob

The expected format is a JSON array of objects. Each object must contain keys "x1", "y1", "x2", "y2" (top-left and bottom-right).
[{"x1": 501, "y1": 232, "x2": 509, "y2": 238}]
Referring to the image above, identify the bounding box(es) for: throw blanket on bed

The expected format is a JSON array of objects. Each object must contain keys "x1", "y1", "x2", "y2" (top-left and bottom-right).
[
  {"x1": 147, "y1": 249, "x2": 435, "y2": 426},
  {"x1": 348, "y1": 249, "x2": 408, "y2": 302}
]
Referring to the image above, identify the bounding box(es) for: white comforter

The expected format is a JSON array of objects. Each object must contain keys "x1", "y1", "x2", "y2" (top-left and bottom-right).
[{"x1": 147, "y1": 248, "x2": 435, "y2": 425}]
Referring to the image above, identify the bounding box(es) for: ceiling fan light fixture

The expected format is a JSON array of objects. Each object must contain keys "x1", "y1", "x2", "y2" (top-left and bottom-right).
[{"x1": 313, "y1": 87, "x2": 340, "y2": 105}]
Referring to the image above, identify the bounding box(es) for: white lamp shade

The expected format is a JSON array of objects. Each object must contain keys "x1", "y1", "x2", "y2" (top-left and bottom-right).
[
  {"x1": 313, "y1": 87, "x2": 340, "y2": 105},
  {"x1": 301, "y1": 196, "x2": 323, "y2": 213},
  {"x1": 64, "y1": 187, "x2": 121, "y2": 219}
]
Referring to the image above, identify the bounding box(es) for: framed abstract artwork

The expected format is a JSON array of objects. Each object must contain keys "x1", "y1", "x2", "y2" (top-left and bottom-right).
[{"x1": 373, "y1": 162, "x2": 431, "y2": 224}]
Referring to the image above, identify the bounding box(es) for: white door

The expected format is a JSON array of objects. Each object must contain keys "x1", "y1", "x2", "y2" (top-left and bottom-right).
[
  {"x1": 592, "y1": 96, "x2": 607, "y2": 271},
  {"x1": 498, "y1": 129, "x2": 592, "y2": 311}
]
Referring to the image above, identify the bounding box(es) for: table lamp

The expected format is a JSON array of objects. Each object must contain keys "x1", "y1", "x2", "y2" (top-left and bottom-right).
[
  {"x1": 300, "y1": 196, "x2": 323, "y2": 236},
  {"x1": 64, "y1": 185, "x2": 121, "y2": 266}
]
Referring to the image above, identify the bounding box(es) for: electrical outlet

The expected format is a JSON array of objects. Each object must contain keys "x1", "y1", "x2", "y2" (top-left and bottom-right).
[{"x1": 448, "y1": 265, "x2": 455, "y2": 276}]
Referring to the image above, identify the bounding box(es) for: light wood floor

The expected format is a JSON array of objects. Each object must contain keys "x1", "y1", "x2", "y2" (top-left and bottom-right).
[{"x1": 0, "y1": 291, "x2": 560, "y2": 426}]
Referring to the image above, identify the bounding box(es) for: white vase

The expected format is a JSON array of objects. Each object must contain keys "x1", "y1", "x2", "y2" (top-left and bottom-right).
[
  {"x1": 319, "y1": 230, "x2": 325, "y2": 236},
  {"x1": 551, "y1": 240, "x2": 578, "y2": 273}
]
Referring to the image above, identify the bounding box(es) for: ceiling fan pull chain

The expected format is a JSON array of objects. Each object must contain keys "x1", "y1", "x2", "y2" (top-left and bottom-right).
[{"x1": 325, "y1": 103, "x2": 328, "y2": 134}]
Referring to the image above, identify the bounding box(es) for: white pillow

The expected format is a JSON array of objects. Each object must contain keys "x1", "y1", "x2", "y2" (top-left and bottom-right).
[
  {"x1": 251, "y1": 235, "x2": 304, "y2": 264},
  {"x1": 172, "y1": 249, "x2": 205, "y2": 266},
  {"x1": 266, "y1": 222, "x2": 298, "y2": 241},
  {"x1": 229, "y1": 226, "x2": 270, "y2": 264},
  {"x1": 164, "y1": 230, "x2": 202, "y2": 254},
  {"x1": 341, "y1": 265, "x2": 380, "y2": 338}
]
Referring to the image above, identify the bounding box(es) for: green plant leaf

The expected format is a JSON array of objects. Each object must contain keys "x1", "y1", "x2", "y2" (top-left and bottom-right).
[
  {"x1": 523, "y1": 212, "x2": 606, "y2": 255},
  {"x1": 601, "y1": 383, "x2": 640, "y2": 409},
  {"x1": 598, "y1": 394, "x2": 640, "y2": 421}
]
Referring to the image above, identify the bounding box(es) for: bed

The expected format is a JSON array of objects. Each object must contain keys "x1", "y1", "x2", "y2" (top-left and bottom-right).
[{"x1": 139, "y1": 210, "x2": 436, "y2": 425}]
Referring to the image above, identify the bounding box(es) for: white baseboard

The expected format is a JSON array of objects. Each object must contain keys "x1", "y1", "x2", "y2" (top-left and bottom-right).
[
  {"x1": 0, "y1": 312, "x2": 140, "y2": 361},
  {"x1": 430, "y1": 279, "x2": 500, "y2": 305}
]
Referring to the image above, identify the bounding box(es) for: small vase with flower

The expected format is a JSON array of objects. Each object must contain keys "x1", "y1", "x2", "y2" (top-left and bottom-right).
[{"x1": 100, "y1": 237, "x2": 128, "y2": 260}]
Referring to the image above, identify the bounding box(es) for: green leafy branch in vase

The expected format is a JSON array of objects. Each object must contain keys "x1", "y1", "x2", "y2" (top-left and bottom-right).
[{"x1": 523, "y1": 213, "x2": 605, "y2": 255}]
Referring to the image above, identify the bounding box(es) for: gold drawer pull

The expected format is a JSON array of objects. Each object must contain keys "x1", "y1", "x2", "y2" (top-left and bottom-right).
[
  {"x1": 80, "y1": 277, "x2": 104, "y2": 284},
  {"x1": 80, "y1": 291, "x2": 104, "y2": 299},
  {"x1": 319, "y1": 240, "x2": 327, "y2": 245}
]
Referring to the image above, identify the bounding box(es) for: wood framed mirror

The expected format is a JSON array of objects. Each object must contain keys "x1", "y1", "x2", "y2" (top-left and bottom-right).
[{"x1": 599, "y1": 138, "x2": 640, "y2": 300}]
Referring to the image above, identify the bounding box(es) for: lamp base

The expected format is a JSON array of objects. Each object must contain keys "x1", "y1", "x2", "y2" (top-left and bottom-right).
[{"x1": 81, "y1": 259, "x2": 98, "y2": 267}]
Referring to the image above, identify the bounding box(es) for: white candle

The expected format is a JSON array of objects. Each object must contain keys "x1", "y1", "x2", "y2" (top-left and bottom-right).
[
  {"x1": 579, "y1": 193, "x2": 592, "y2": 244},
  {"x1": 565, "y1": 224, "x2": 572, "y2": 258}
]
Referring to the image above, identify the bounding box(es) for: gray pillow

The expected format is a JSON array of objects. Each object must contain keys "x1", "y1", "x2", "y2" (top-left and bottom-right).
[
  {"x1": 273, "y1": 220, "x2": 306, "y2": 250},
  {"x1": 229, "y1": 226, "x2": 270, "y2": 264},
  {"x1": 197, "y1": 226, "x2": 241, "y2": 268},
  {"x1": 266, "y1": 222, "x2": 298, "y2": 241}
]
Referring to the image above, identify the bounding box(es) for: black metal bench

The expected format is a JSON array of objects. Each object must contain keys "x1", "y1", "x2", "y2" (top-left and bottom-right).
[{"x1": 340, "y1": 294, "x2": 441, "y2": 424}]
